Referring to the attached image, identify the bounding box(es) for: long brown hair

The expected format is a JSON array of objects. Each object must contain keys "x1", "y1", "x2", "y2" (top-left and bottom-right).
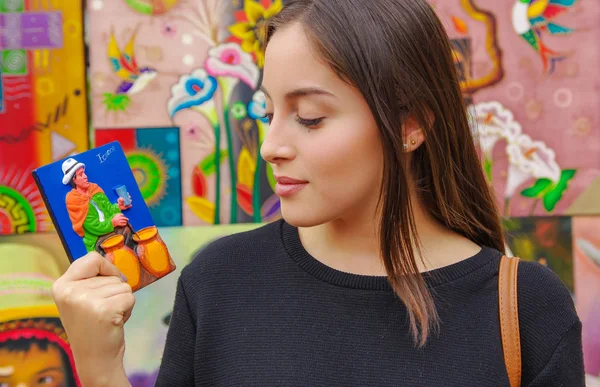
[{"x1": 265, "y1": 0, "x2": 505, "y2": 346}]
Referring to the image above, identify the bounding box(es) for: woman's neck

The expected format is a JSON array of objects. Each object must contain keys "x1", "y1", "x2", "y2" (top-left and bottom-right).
[{"x1": 297, "y1": 195, "x2": 481, "y2": 277}]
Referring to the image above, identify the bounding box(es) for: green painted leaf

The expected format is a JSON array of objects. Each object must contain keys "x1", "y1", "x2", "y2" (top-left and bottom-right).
[
  {"x1": 199, "y1": 150, "x2": 229, "y2": 176},
  {"x1": 558, "y1": 169, "x2": 576, "y2": 185},
  {"x1": 520, "y1": 178, "x2": 553, "y2": 198},
  {"x1": 483, "y1": 157, "x2": 492, "y2": 182},
  {"x1": 542, "y1": 169, "x2": 577, "y2": 212},
  {"x1": 543, "y1": 191, "x2": 560, "y2": 212}
]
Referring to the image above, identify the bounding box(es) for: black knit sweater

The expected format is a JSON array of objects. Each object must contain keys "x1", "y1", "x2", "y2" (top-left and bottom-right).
[{"x1": 155, "y1": 220, "x2": 584, "y2": 386}]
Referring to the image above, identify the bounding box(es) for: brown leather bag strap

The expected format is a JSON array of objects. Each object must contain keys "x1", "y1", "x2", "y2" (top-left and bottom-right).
[{"x1": 498, "y1": 255, "x2": 522, "y2": 387}]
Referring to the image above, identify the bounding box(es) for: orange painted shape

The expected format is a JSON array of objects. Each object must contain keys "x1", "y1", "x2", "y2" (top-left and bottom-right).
[
  {"x1": 133, "y1": 226, "x2": 173, "y2": 278},
  {"x1": 101, "y1": 234, "x2": 141, "y2": 291}
]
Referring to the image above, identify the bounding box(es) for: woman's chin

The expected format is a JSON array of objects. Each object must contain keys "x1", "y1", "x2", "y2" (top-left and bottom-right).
[{"x1": 279, "y1": 202, "x2": 331, "y2": 228}]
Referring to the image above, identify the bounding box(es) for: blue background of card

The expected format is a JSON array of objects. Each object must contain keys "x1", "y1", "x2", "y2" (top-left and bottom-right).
[{"x1": 33, "y1": 141, "x2": 155, "y2": 260}]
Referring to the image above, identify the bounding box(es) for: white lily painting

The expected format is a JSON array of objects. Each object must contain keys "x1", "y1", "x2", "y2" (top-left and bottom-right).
[{"x1": 469, "y1": 101, "x2": 576, "y2": 216}]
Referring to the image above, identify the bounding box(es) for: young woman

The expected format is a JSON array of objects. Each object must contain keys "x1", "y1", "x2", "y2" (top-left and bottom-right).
[{"x1": 51, "y1": 0, "x2": 584, "y2": 385}]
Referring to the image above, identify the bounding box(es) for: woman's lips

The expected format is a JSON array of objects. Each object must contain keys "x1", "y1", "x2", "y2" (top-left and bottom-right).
[{"x1": 274, "y1": 176, "x2": 308, "y2": 197}]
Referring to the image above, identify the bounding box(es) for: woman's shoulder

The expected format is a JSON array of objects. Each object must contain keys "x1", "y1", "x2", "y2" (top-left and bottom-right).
[
  {"x1": 515, "y1": 258, "x2": 578, "y2": 327},
  {"x1": 514, "y1": 258, "x2": 582, "y2": 383}
]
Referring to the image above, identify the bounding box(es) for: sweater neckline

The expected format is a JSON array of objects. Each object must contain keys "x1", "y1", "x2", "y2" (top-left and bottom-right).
[{"x1": 280, "y1": 220, "x2": 500, "y2": 291}]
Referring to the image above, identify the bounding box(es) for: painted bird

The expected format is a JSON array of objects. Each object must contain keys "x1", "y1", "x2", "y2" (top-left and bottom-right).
[
  {"x1": 107, "y1": 25, "x2": 158, "y2": 95},
  {"x1": 512, "y1": 0, "x2": 577, "y2": 74}
]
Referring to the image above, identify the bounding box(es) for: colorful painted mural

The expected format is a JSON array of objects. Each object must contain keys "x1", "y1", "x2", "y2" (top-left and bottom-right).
[
  {"x1": 0, "y1": 0, "x2": 598, "y2": 383},
  {"x1": 0, "y1": 243, "x2": 80, "y2": 386},
  {"x1": 436, "y1": 0, "x2": 600, "y2": 216},
  {"x1": 88, "y1": 0, "x2": 282, "y2": 225},
  {"x1": 0, "y1": 0, "x2": 88, "y2": 236}
]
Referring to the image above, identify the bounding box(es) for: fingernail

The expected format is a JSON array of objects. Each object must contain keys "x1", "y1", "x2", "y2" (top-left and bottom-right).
[{"x1": 120, "y1": 273, "x2": 128, "y2": 283}]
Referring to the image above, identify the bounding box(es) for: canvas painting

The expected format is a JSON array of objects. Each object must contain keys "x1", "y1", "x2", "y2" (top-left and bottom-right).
[
  {"x1": 0, "y1": 0, "x2": 88, "y2": 235},
  {"x1": 31, "y1": 142, "x2": 176, "y2": 292},
  {"x1": 95, "y1": 127, "x2": 183, "y2": 227},
  {"x1": 503, "y1": 216, "x2": 574, "y2": 292}
]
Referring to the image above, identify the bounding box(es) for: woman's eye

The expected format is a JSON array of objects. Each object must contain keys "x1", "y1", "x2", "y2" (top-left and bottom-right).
[
  {"x1": 262, "y1": 113, "x2": 274, "y2": 124},
  {"x1": 38, "y1": 375, "x2": 54, "y2": 384},
  {"x1": 295, "y1": 116, "x2": 324, "y2": 129}
]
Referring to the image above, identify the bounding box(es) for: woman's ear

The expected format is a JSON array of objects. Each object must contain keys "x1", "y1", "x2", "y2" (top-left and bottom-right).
[
  {"x1": 402, "y1": 107, "x2": 434, "y2": 152},
  {"x1": 402, "y1": 115, "x2": 426, "y2": 152}
]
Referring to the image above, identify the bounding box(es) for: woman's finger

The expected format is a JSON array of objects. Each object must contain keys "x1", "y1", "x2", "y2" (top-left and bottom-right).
[
  {"x1": 60, "y1": 252, "x2": 122, "y2": 282},
  {"x1": 82, "y1": 275, "x2": 125, "y2": 290},
  {"x1": 94, "y1": 282, "x2": 133, "y2": 300},
  {"x1": 105, "y1": 293, "x2": 136, "y2": 326}
]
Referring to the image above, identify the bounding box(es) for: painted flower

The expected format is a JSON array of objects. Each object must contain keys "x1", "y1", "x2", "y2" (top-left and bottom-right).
[
  {"x1": 231, "y1": 101, "x2": 247, "y2": 120},
  {"x1": 180, "y1": 121, "x2": 215, "y2": 152},
  {"x1": 505, "y1": 134, "x2": 561, "y2": 199},
  {"x1": 228, "y1": 0, "x2": 283, "y2": 68},
  {"x1": 248, "y1": 90, "x2": 269, "y2": 141},
  {"x1": 161, "y1": 22, "x2": 177, "y2": 38},
  {"x1": 205, "y1": 43, "x2": 260, "y2": 89},
  {"x1": 183, "y1": 122, "x2": 203, "y2": 141},
  {"x1": 103, "y1": 92, "x2": 131, "y2": 112},
  {"x1": 248, "y1": 90, "x2": 268, "y2": 122},
  {"x1": 167, "y1": 69, "x2": 218, "y2": 125},
  {"x1": 468, "y1": 101, "x2": 522, "y2": 157}
]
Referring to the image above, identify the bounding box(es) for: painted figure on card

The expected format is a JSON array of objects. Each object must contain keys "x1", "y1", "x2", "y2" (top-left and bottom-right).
[{"x1": 62, "y1": 157, "x2": 133, "y2": 253}]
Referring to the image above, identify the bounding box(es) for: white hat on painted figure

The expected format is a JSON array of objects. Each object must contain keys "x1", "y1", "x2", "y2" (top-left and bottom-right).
[{"x1": 61, "y1": 158, "x2": 85, "y2": 185}]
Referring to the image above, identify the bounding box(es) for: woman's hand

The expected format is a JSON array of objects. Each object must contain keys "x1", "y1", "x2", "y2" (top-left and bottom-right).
[{"x1": 52, "y1": 252, "x2": 134, "y2": 387}]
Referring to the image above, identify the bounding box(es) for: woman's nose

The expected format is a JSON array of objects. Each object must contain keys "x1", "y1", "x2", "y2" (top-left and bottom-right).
[
  {"x1": 260, "y1": 121, "x2": 296, "y2": 164},
  {"x1": 260, "y1": 140, "x2": 296, "y2": 164}
]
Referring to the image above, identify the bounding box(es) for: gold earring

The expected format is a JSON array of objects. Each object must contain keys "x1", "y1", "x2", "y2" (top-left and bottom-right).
[{"x1": 411, "y1": 140, "x2": 416, "y2": 145}]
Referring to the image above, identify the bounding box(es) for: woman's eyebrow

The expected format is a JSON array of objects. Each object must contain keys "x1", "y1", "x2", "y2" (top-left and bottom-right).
[
  {"x1": 36, "y1": 367, "x2": 63, "y2": 375},
  {"x1": 260, "y1": 86, "x2": 335, "y2": 101}
]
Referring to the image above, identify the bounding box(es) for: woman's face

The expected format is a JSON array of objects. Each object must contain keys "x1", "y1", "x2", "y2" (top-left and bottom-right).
[
  {"x1": 261, "y1": 23, "x2": 384, "y2": 227},
  {"x1": 0, "y1": 342, "x2": 67, "y2": 387}
]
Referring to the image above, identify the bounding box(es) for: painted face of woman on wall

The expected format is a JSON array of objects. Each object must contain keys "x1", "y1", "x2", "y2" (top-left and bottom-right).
[
  {"x1": 0, "y1": 341, "x2": 68, "y2": 387},
  {"x1": 260, "y1": 23, "x2": 384, "y2": 227}
]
